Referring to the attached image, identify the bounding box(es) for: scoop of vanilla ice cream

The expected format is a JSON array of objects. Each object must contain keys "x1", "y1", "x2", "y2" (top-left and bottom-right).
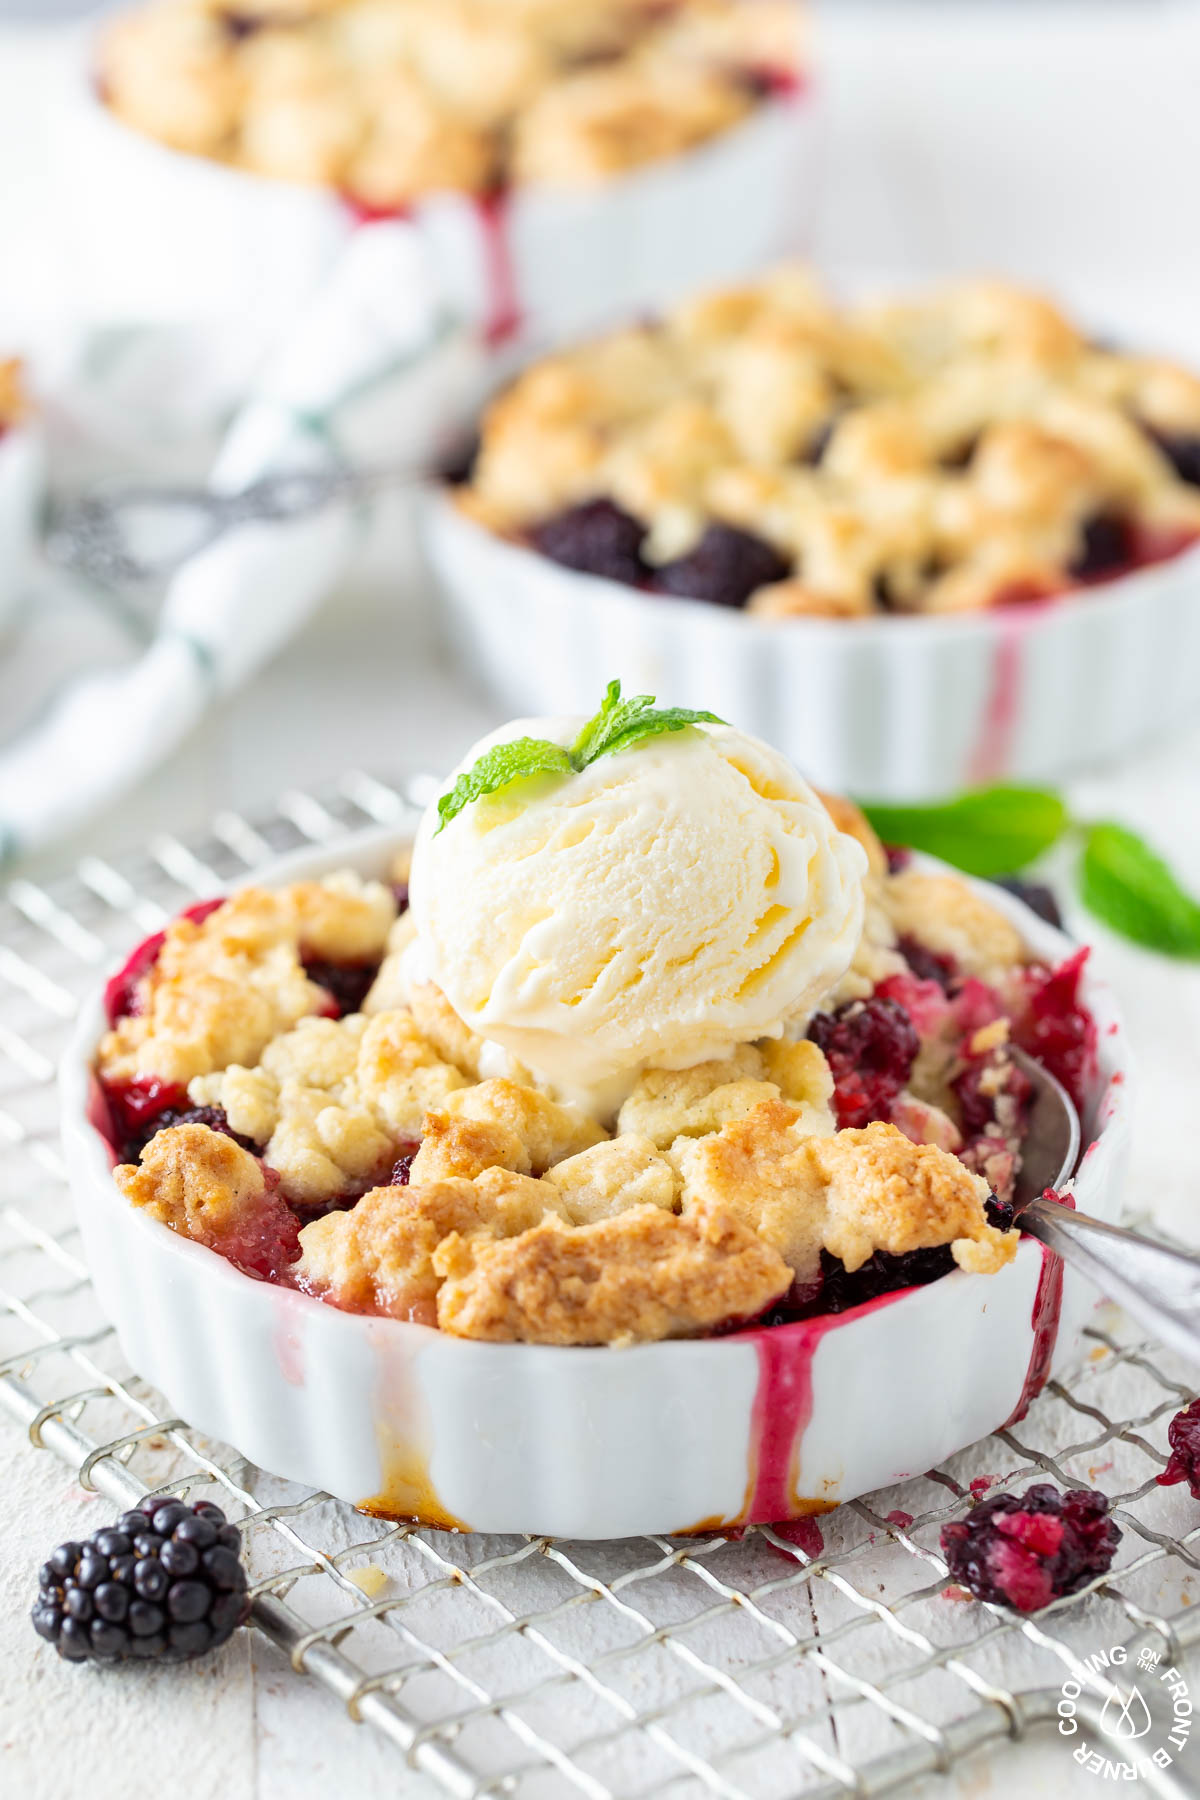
[{"x1": 407, "y1": 716, "x2": 867, "y2": 1114}]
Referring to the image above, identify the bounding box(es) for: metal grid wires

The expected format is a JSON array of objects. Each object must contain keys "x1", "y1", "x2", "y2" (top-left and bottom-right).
[{"x1": 3, "y1": 776, "x2": 1200, "y2": 1800}]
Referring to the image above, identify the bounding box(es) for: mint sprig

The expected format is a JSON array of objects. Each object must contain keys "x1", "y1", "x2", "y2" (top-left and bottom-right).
[
  {"x1": 435, "y1": 681, "x2": 723, "y2": 833},
  {"x1": 859, "y1": 785, "x2": 1200, "y2": 959}
]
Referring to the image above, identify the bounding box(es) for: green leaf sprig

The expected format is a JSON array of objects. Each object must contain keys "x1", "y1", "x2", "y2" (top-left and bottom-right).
[
  {"x1": 435, "y1": 681, "x2": 723, "y2": 833},
  {"x1": 859, "y1": 786, "x2": 1200, "y2": 959}
]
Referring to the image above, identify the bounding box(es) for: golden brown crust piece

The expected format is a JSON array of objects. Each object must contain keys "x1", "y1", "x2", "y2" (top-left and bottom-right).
[
  {"x1": 675, "y1": 1105, "x2": 1012, "y2": 1281},
  {"x1": 115, "y1": 1123, "x2": 266, "y2": 1241},
  {"x1": 883, "y1": 870, "x2": 1026, "y2": 980},
  {"x1": 296, "y1": 1180, "x2": 493, "y2": 1324},
  {"x1": 99, "y1": 876, "x2": 397, "y2": 1087},
  {"x1": 434, "y1": 1198, "x2": 792, "y2": 1345}
]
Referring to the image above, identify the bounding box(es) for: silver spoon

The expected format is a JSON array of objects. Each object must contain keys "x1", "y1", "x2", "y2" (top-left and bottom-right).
[{"x1": 1012, "y1": 1046, "x2": 1200, "y2": 1365}]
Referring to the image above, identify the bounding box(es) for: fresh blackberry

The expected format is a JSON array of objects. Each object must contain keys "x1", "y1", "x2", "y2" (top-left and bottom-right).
[
  {"x1": 940, "y1": 1482, "x2": 1119, "y2": 1612},
  {"x1": 652, "y1": 523, "x2": 789, "y2": 609},
  {"x1": 32, "y1": 1496, "x2": 249, "y2": 1664},
  {"x1": 530, "y1": 499, "x2": 647, "y2": 585}
]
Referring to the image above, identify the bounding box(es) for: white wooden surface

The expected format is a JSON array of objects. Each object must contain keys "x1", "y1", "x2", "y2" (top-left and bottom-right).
[{"x1": 2, "y1": 7, "x2": 1200, "y2": 1798}]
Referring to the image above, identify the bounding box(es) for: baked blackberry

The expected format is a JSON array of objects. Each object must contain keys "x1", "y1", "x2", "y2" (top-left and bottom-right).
[
  {"x1": 940, "y1": 1482, "x2": 1119, "y2": 1612},
  {"x1": 32, "y1": 1496, "x2": 249, "y2": 1664},
  {"x1": 652, "y1": 523, "x2": 789, "y2": 608},
  {"x1": 806, "y1": 995, "x2": 920, "y2": 1129},
  {"x1": 530, "y1": 499, "x2": 648, "y2": 585}
]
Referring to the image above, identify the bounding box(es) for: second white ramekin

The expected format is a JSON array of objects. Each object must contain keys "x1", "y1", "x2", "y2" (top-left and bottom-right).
[
  {"x1": 426, "y1": 496, "x2": 1200, "y2": 801},
  {"x1": 62, "y1": 827, "x2": 1130, "y2": 1538}
]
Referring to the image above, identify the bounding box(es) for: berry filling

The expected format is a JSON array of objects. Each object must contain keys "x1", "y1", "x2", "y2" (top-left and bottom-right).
[
  {"x1": 114, "y1": 1099, "x2": 258, "y2": 1168},
  {"x1": 896, "y1": 934, "x2": 957, "y2": 990},
  {"x1": 301, "y1": 955, "x2": 382, "y2": 1019},
  {"x1": 530, "y1": 499, "x2": 648, "y2": 585},
  {"x1": 1012, "y1": 947, "x2": 1096, "y2": 1114},
  {"x1": 806, "y1": 996, "x2": 920, "y2": 1130},
  {"x1": 651, "y1": 524, "x2": 790, "y2": 609},
  {"x1": 940, "y1": 1482, "x2": 1120, "y2": 1611},
  {"x1": 212, "y1": 1163, "x2": 301, "y2": 1281},
  {"x1": 1157, "y1": 1398, "x2": 1200, "y2": 1499},
  {"x1": 104, "y1": 898, "x2": 224, "y2": 1025}
]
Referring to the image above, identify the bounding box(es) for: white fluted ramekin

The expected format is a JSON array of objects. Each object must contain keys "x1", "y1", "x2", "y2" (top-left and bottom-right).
[
  {"x1": 69, "y1": 53, "x2": 818, "y2": 364},
  {"x1": 426, "y1": 494, "x2": 1200, "y2": 802},
  {"x1": 0, "y1": 419, "x2": 43, "y2": 640},
  {"x1": 62, "y1": 828, "x2": 1130, "y2": 1537}
]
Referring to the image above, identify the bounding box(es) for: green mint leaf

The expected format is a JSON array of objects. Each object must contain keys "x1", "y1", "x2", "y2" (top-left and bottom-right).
[
  {"x1": 858, "y1": 785, "x2": 1070, "y2": 877},
  {"x1": 435, "y1": 737, "x2": 572, "y2": 833},
  {"x1": 599, "y1": 705, "x2": 726, "y2": 758},
  {"x1": 569, "y1": 679, "x2": 722, "y2": 769},
  {"x1": 1079, "y1": 822, "x2": 1200, "y2": 956},
  {"x1": 437, "y1": 681, "x2": 725, "y2": 831}
]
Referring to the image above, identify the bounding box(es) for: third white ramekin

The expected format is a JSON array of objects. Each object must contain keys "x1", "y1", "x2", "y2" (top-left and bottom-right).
[
  {"x1": 426, "y1": 494, "x2": 1200, "y2": 801},
  {"x1": 62, "y1": 827, "x2": 1130, "y2": 1538},
  {"x1": 68, "y1": 50, "x2": 819, "y2": 376}
]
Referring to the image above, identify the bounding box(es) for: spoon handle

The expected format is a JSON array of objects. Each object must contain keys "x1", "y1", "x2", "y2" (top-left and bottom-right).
[{"x1": 1022, "y1": 1198, "x2": 1200, "y2": 1367}]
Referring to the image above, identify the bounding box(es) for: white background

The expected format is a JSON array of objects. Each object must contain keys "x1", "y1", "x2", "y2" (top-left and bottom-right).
[{"x1": 1, "y1": 5, "x2": 1200, "y2": 1797}]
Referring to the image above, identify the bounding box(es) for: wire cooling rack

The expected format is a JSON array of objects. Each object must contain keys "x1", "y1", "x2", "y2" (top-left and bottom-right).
[{"x1": 4, "y1": 774, "x2": 1200, "y2": 1800}]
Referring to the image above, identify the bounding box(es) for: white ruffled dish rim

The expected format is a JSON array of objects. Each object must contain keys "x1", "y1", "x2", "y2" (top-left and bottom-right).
[
  {"x1": 61, "y1": 826, "x2": 1131, "y2": 1539},
  {"x1": 70, "y1": 49, "x2": 820, "y2": 363},
  {"x1": 425, "y1": 486, "x2": 1200, "y2": 804}
]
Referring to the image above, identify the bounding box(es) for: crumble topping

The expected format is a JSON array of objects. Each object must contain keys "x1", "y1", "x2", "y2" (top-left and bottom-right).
[
  {"x1": 97, "y1": 801, "x2": 1082, "y2": 1343},
  {"x1": 433, "y1": 1197, "x2": 793, "y2": 1346},
  {"x1": 98, "y1": 874, "x2": 398, "y2": 1088},
  {"x1": 99, "y1": 0, "x2": 802, "y2": 206},
  {"x1": 460, "y1": 270, "x2": 1200, "y2": 616}
]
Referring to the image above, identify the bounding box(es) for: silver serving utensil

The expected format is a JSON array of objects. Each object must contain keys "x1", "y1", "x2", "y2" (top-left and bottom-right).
[
  {"x1": 1012, "y1": 1046, "x2": 1200, "y2": 1365},
  {"x1": 44, "y1": 466, "x2": 407, "y2": 587}
]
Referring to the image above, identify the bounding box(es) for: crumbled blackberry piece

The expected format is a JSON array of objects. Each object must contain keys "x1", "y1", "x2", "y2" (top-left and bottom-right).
[
  {"x1": 940, "y1": 1483, "x2": 1119, "y2": 1612},
  {"x1": 807, "y1": 996, "x2": 920, "y2": 1129},
  {"x1": 1157, "y1": 1398, "x2": 1200, "y2": 1498},
  {"x1": 33, "y1": 1497, "x2": 248, "y2": 1664},
  {"x1": 993, "y1": 877, "x2": 1065, "y2": 930},
  {"x1": 652, "y1": 524, "x2": 789, "y2": 608},
  {"x1": 897, "y1": 934, "x2": 957, "y2": 990},
  {"x1": 884, "y1": 845, "x2": 912, "y2": 875},
  {"x1": 1070, "y1": 512, "x2": 1133, "y2": 582},
  {"x1": 530, "y1": 499, "x2": 647, "y2": 585},
  {"x1": 302, "y1": 957, "x2": 381, "y2": 1019},
  {"x1": 984, "y1": 1193, "x2": 1016, "y2": 1231}
]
